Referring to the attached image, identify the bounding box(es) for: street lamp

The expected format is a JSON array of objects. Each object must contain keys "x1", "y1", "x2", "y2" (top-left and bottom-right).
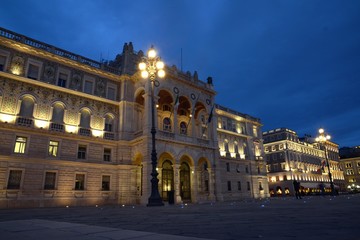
[
  {"x1": 139, "y1": 46, "x2": 165, "y2": 206},
  {"x1": 315, "y1": 128, "x2": 335, "y2": 195}
]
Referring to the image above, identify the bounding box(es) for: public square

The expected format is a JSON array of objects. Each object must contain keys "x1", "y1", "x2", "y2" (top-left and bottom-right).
[{"x1": 0, "y1": 194, "x2": 359, "y2": 240}]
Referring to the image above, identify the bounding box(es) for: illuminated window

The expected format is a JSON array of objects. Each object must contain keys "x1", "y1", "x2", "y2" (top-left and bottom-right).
[
  {"x1": 357, "y1": 162, "x2": 360, "y2": 167},
  {"x1": 102, "y1": 175, "x2": 110, "y2": 191},
  {"x1": 75, "y1": 174, "x2": 85, "y2": 190},
  {"x1": 349, "y1": 178, "x2": 356, "y2": 183},
  {"x1": 346, "y1": 169, "x2": 354, "y2": 175},
  {"x1": 253, "y1": 126, "x2": 258, "y2": 137},
  {"x1": 103, "y1": 148, "x2": 111, "y2": 162},
  {"x1": 48, "y1": 141, "x2": 59, "y2": 157},
  {"x1": 77, "y1": 145, "x2": 87, "y2": 159},
  {"x1": 14, "y1": 136, "x2": 27, "y2": 154},
  {"x1": 44, "y1": 172, "x2": 56, "y2": 190},
  {"x1": 7, "y1": 170, "x2": 22, "y2": 189},
  {"x1": 345, "y1": 163, "x2": 352, "y2": 168}
]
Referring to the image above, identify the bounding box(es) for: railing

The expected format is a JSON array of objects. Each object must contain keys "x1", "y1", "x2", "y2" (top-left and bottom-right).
[
  {"x1": 50, "y1": 123, "x2": 64, "y2": 132},
  {"x1": 16, "y1": 117, "x2": 33, "y2": 127},
  {"x1": 79, "y1": 128, "x2": 91, "y2": 137},
  {"x1": 0, "y1": 27, "x2": 121, "y2": 75},
  {"x1": 104, "y1": 132, "x2": 115, "y2": 140}
]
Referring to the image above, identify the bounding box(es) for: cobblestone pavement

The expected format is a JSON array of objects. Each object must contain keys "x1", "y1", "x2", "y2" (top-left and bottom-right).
[{"x1": 0, "y1": 194, "x2": 359, "y2": 240}]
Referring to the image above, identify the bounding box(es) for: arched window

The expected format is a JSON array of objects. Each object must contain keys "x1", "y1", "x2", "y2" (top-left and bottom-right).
[
  {"x1": 51, "y1": 103, "x2": 64, "y2": 124},
  {"x1": 19, "y1": 96, "x2": 35, "y2": 118},
  {"x1": 80, "y1": 109, "x2": 90, "y2": 128},
  {"x1": 104, "y1": 114, "x2": 113, "y2": 132},
  {"x1": 180, "y1": 121, "x2": 187, "y2": 135},
  {"x1": 79, "y1": 109, "x2": 91, "y2": 136},
  {"x1": 224, "y1": 139, "x2": 229, "y2": 153},
  {"x1": 17, "y1": 96, "x2": 35, "y2": 126},
  {"x1": 163, "y1": 117, "x2": 171, "y2": 131}
]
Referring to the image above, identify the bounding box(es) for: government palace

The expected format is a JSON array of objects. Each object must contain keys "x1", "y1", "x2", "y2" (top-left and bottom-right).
[{"x1": 0, "y1": 27, "x2": 269, "y2": 208}]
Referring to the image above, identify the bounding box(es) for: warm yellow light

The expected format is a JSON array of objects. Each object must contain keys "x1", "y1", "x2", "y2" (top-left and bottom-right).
[
  {"x1": 92, "y1": 129, "x2": 103, "y2": 137},
  {"x1": 141, "y1": 71, "x2": 149, "y2": 79},
  {"x1": 139, "y1": 62, "x2": 147, "y2": 70},
  {"x1": 156, "y1": 104, "x2": 159, "y2": 108},
  {"x1": 65, "y1": 125, "x2": 78, "y2": 133},
  {"x1": 156, "y1": 61, "x2": 164, "y2": 69},
  {"x1": 319, "y1": 128, "x2": 324, "y2": 134},
  {"x1": 157, "y1": 69, "x2": 165, "y2": 78},
  {"x1": 148, "y1": 49, "x2": 156, "y2": 58},
  {"x1": 34, "y1": 120, "x2": 49, "y2": 129},
  {"x1": 326, "y1": 135, "x2": 331, "y2": 140},
  {"x1": 0, "y1": 113, "x2": 15, "y2": 123},
  {"x1": 189, "y1": 114, "x2": 192, "y2": 118},
  {"x1": 315, "y1": 137, "x2": 319, "y2": 142},
  {"x1": 11, "y1": 66, "x2": 21, "y2": 75}
]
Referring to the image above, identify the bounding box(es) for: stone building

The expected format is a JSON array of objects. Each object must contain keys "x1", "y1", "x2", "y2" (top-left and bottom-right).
[
  {"x1": 0, "y1": 27, "x2": 268, "y2": 208},
  {"x1": 339, "y1": 146, "x2": 360, "y2": 192},
  {"x1": 263, "y1": 128, "x2": 344, "y2": 196}
]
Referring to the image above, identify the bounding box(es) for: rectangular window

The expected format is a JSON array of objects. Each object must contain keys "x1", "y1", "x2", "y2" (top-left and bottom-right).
[
  {"x1": 84, "y1": 80, "x2": 94, "y2": 94},
  {"x1": 227, "y1": 181, "x2": 232, "y2": 191},
  {"x1": 75, "y1": 174, "x2": 85, "y2": 190},
  {"x1": 27, "y1": 63, "x2": 39, "y2": 80},
  {"x1": 48, "y1": 140, "x2": 59, "y2": 157},
  {"x1": 103, "y1": 148, "x2": 111, "y2": 162},
  {"x1": 0, "y1": 55, "x2": 6, "y2": 71},
  {"x1": 253, "y1": 126, "x2": 258, "y2": 137},
  {"x1": 77, "y1": 145, "x2": 87, "y2": 159},
  {"x1": 245, "y1": 165, "x2": 249, "y2": 173},
  {"x1": 102, "y1": 175, "x2": 110, "y2": 191},
  {"x1": 237, "y1": 181, "x2": 241, "y2": 191},
  {"x1": 357, "y1": 162, "x2": 360, "y2": 167},
  {"x1": 14, "y1": 136, "x2": 27, "y2": 154},
  {"x1": 226, "y1": 163, "x2": 230, "y2": 172},
  {"x1": 346, "y1": 169, "x2": 354, "y2": 175},
  {"x1": 247, "y1": 181, "x2": 251, "y2": 191},
  {"x1": 58, "y1": 73, "x2": 68, "y2": 87},
  {"x1": 259, "y1": 182, "x2": 263, "y2": 191},
  {"x1": 44, "y1": 172, "x2": 56, "y2": 190},
  {"x1": 7, "y1": 170, "x2": 22, "y2": 189},
  {"x1": 107, "y1": 87, "x2": 116, "y2": 100}
]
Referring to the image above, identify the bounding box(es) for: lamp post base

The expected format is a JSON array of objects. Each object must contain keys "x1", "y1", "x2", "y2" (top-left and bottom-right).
[{"x1": 147, "y1": 197, "x2": 164, "y2": 207}]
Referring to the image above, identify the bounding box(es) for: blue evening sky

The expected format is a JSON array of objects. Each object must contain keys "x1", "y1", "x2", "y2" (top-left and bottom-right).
[{"x1": 1, "y1": 0, "x2": 359, "y2": 147}]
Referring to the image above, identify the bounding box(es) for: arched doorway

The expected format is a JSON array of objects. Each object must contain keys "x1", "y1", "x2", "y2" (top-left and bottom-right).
[
  {"x1": 180, "y1": 162, "x2": 191, "y2": 200},
  {"x1": 161, "y1": 160, "x2": 174, "y2": 201}
]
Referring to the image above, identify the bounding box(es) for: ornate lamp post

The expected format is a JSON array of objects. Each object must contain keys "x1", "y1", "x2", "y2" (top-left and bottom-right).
[
  {"x1": 139, "y1": 46, "x2": 165, "y2": 206},
  {"x1": 315, "y1": 128, "x2": 335, "y2": 195}
]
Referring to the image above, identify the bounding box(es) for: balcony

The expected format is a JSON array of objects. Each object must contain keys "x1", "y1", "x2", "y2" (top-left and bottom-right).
[
  {"x1": 50, "y1": 123, "x2": 64, "y2": 132},
  {"x1": 79, "y1": 128, "x2": 91, "y2": 137},
  {"x1": 17, "y1": 117, "x2": 33, "y2": 127}
]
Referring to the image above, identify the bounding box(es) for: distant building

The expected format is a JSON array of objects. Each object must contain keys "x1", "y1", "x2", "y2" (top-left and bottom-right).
[
  {"x1": 339, "y1": 146, "x2": 360, "y2": 192},
  {"x1": 263, "y1": 128, "x2": 344, "y2": 196},
  {"x1": 215, "y1": 105, "x2": 269, "y2": 200},
  {"x1": 0, "y1": 27, "x2": 268, "y2": 208}
]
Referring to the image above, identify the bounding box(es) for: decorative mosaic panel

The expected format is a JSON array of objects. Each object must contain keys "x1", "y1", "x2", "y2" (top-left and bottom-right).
[
  {"x1": 33, "y1": 104, "x2": 51, "y2": 120},
  {"x1": 10, "y1": 55, "x2": 24, "y2": 76},
  {"x1": 64, "y1": 110, "x2": 80, "y2": 125},
  {"x1": 0, "y1": 96, "x2": 18, "y2": 114},
  {"x1": 90, "y1": 115, "x2": 104, "y2": 130}
]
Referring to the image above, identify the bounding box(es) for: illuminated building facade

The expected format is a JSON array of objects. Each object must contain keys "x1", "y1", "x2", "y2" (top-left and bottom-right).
[
  {"x1": 339, "y1": 146, "x2": 360, "y2": 192},
  {"x1": 263, "y1": 128, "x2": 344, "y2": 196},
  {"x1": 216, "y1": 105, "x2": 269, "y2": 199},
  {"x1": 0, "y1": 27, "x2": 268, "y2": 208}
]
